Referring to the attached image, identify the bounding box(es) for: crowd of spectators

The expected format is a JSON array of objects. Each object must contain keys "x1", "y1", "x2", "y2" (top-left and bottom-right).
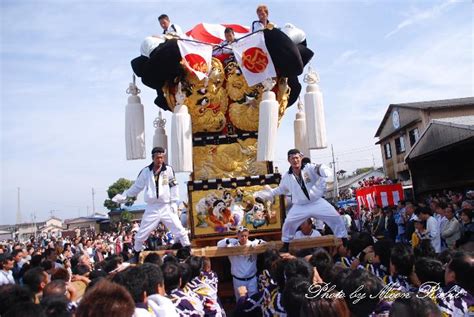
[
  {"x1": 339, "y1": 189, "x2": 474, "y2": 250},
  {"x1": 0, "y1": 189, "x2": 472, "y2": 316},
  {"x1": 357, "y1": 176, "x2": 395, "y2": 188}
]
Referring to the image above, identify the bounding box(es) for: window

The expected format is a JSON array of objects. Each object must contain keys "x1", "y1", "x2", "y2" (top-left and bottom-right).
[
  {"x1": 384, "y1": 143, "x2": 392, "y2": 159},
  {"x1": 409, "y1": 128, "x2": 419, "y2": 146},
  {"x1": 395, "y1": 136, "x2": 406, "y2": 154}
]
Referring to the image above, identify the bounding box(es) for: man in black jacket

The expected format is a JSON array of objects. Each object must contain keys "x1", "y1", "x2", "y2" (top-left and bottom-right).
[
  {"x1": 384, "y1": 207, "x2": 398, "y2": 241},
  {"x1": 404, "y1": 203, "x2": 418, "y2": 244}
]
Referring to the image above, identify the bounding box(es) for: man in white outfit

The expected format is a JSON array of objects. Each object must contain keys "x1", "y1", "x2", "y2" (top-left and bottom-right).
[
  {"x1": 114, "y1": 147, "x2": 190, "y2": 259},
  {"x1": 256, "y1": 149, "x2": 347, "y2": 253},
  {"x1": 419, "y1": 208, "x2": 441, "y2": 253},
  {"x1": 158, "y1": 14, "x2": 183, "y2": 36},
  {"x1": 217, "y1": 226, "x2": 265, "y2": 301}
]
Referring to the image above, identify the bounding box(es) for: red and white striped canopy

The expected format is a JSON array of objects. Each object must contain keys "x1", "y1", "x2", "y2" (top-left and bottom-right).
[{"x1": 185, "y1": 23, "x2": 250, "y2": 44}]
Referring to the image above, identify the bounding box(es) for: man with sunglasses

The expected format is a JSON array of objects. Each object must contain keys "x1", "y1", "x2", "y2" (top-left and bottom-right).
[{"x1": 256, "y1": 148, "x2": 347, "y2": 253}]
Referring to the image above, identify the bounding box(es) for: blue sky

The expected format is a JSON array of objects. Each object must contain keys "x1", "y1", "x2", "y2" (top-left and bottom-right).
[{"x1": 1, "y1": 0, "x2": 472, "y2": 224}]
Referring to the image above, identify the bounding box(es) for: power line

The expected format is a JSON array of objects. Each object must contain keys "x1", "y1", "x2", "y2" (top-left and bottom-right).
[
  {"x1": 312, "y1": 146, "x2": 377, "y2": 160},
  {"x1": 337, "y1": 158, "x2": 380, "y2": 163},
  {"x1": 331, "y1": 144, "x2": 375, "y2": 153},
  {"x1": 274, "y1": 146, "x2": 377, "y2": 163}
]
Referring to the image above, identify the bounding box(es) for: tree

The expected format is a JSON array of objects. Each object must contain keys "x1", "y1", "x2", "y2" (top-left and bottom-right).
[
  {"x1": 120, "y1": 210, "x2": 133, "y2": 224},
  {"x1": 354, "y1": 167, "x2": 373, "y2": 176},
  {"x1": 103, "y1": 178, "x2": 136, "y2": 211}
]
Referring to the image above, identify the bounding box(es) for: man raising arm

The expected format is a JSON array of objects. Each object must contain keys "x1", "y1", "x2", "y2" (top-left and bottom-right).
[
  {"x1": 256, "y1": 148, "x2": 347, "y2": 253},
  {"x1": 114, "y1": 147, "x2": 190, "y2": 260}
]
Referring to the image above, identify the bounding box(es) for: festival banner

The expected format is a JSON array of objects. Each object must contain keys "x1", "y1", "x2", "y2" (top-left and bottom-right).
[
  {"x1": 355, "y1": 184, "x2": 404, "y2": 210},
  {"x1": 177, "y1": 40, "x2": 212, "y2": 80},
  {"x1": 232, "y1": 32, "x2": 276, "y2": 86}
]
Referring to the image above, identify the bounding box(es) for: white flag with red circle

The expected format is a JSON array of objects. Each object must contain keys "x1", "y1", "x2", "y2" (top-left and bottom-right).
[
  {"x1": 177, "y1": 40, "x2": 212, "y2": 80},
  {"x1": 186, "y1": 23, "x2": 250, "y2": 44},
  {"x1": 232, "y1": 32, "x2": 276, "y2": 86}
]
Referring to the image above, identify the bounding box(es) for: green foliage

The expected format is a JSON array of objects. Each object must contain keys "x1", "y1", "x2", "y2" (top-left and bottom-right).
[
  {"x1": 120, "y1": 210, "x2": 133, "y2": 223},
  {"x1": 103, "y1": 178, "x2": 136, "y2": 211},
  {"x1": 354, "y1": 167, "x2": 373, "y2": 176}
]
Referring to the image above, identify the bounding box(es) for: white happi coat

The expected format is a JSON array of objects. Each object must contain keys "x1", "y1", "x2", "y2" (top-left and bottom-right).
[
  {"x1": 124, "y1": 163, "x2": 189, "y2": 250},
  {"x1": 259, "y1": 163, "x2": 347, "y2": 241},
  {"x1": 125, "y1": 163, "x2": 179, "y2": 205},
  {"x1": 217, "y1": 237, "x2": 265, "y2": 301},
  {"x1": 270, "y1": 163, "x2": 330, "y2": 203}
]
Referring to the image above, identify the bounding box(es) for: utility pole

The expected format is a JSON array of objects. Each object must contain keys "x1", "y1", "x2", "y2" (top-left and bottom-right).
[
  {"x1": 331, "y1": 144, "x2": 338, "y2": 200},
  {"x1": 16, "y1": 187, "x2": 22, "y2": 224},
  {"x1": 372, "y1": 152, "x2": 376, "y2": 170},
  {"x1": 336, "y1": 157, "x2": 340, "y2": 198},
  {"x1": 32, "y1": 211, "x2": 37, "y2": 242},
  {"x1": 92, "y1": 188, "x2": 96, "y2": 215}
]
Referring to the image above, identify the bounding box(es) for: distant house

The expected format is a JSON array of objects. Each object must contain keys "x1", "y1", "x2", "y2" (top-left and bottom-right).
[
  {"x1": 1, "y1": 216, "x2": 64, "y2": 241},
  {"x1": 64, "y1": 213, "x2": 109, "y2": 233},
  {"x1": 0, "y1": 224, "x2": 16, "y2": 241},
  {"x1": 375, "y1": 97, "x2": 474, "y2": 184},
  {"x1": 16, "y1": 221, "x2": 46, "y2": 241},
  {"x1": 327, "y1": 168, "x2": 385, "y2": 199},
  {"x1": 108, "y1": 204, "x2": 146, "y2": 223},
  {"x1": 38, "y1": 217, "x2": 64, "y2": 238},
  {"x1": 0, "y1": 229, "x2": 12, "y2": 241},
  {"x1": 405, "y1": 116, "x2": 474, "y2": 198}
]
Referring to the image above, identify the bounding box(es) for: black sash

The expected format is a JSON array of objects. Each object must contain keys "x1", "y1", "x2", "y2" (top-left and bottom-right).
[
  {"x1": 232, "y1": 273, "x2": 256, "y2": 281},
  {"x1": 294, "y1": 173, "x2": 310, "y2": 200},
  {"x1": 163, "y1": 24, "x2": 177, "y2": 34}
]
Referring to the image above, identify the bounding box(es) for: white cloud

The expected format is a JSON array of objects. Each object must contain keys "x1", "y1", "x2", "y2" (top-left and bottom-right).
[
  {"x1": 385, "y1": 0, "x2": 456, "y2": 38},
  {"x1": 331, "y1": 19, "x2": 472, "y2": 119},
  {"x1": 332, "y1": 49, "x2": 358, "y2": 67}
]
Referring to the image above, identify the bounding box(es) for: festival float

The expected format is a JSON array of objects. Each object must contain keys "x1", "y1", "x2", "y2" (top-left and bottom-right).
[{"x1": 124, "y1": 21, "x2": 340, "y2": 298}]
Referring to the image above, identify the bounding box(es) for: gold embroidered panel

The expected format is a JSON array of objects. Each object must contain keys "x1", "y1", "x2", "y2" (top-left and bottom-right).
[
  {"x1": 192, "y1": 137, "x2": 268, "y2": 180},
  {"x1": 188, "y1": 177, "x2": 284, "y2": 238}
]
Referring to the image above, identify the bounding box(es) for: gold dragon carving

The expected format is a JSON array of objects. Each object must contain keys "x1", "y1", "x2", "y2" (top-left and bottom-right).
[
  {"x1": 163, "y1": 58, "x2": 290, "y2": 134},
  {"x1": 162, "y1": 57, "x2": 290, "y2": 179},
  {"x1": 193, "y1": 138, "x2": 268, "y2": 180}
]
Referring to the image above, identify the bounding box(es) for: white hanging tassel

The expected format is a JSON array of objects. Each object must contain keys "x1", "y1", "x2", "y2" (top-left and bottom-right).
[
  {"x1": 171, "y1": 83, "x2": 193, "y2": 172},
  {"x1": 153, "y1": 111, "x2": 168, "y2": 152},
  {"x1": 294, "y1": 98, "x2": 309, "y2": 156},
  {"x1": 304, "y1": 66, "x2": 327, "y2": 149},
  {"x1": 257, "y1": 78, "x2": 279, "y2": 161},
  {"x1": 125, "y1": 75, "x2": 146, "y2": 160}
]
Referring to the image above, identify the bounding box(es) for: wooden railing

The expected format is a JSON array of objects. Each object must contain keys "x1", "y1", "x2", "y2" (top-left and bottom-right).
[{"x1": 139, "y1": 235, "x2": 341, "y2": 262}]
